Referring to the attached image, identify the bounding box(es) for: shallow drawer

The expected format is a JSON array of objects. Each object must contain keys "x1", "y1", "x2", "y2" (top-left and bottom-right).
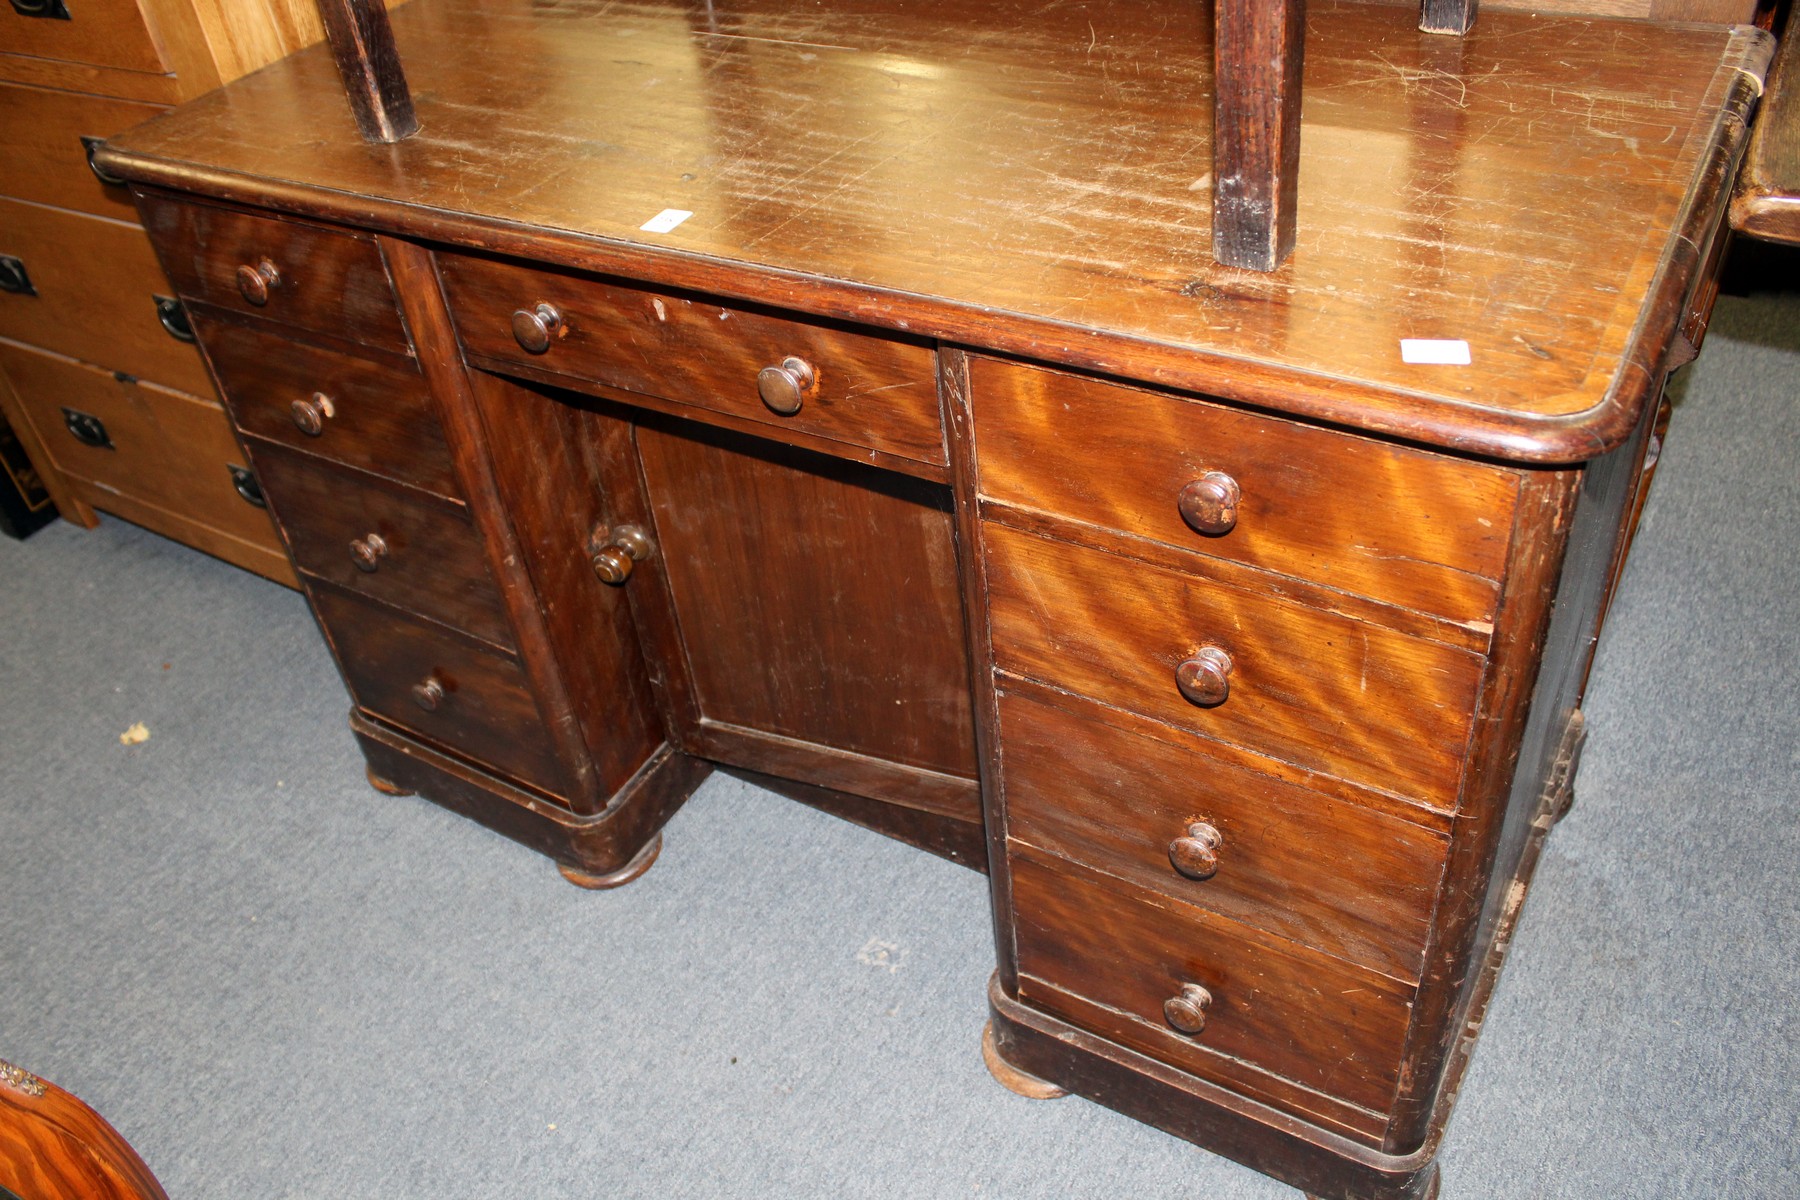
[
  {"x1": 251, "y1": 444, "x2": 511, "y2": 649},
  {"x1": 311, "y1": 586, "x2": 572, "y2": 799},
  {"x1": 0, "y1": 196, "x2": 212, "y2": 395},
  {"x1": 0, "y1": 337, "x2": 282, "y2": 554},
  {"x1": 984, "y1": 523, "x2": 1483, "y2": 806},
  {"x1": 137, "y1": 193, "x2": 410, "y2": 355},
  {"x1": 0, "y1": 0, "x2": 165, "y2": 74},
  {"x1": 437, "y1": 252, "x2": 944, "y2": 466},
  {"x1": 1000, "y1": 688, "x2": 1447, "y2": 982},
  {"x1": 1011, "y1": 849, "x2": 1414, "y2": 1117},
  {"x1": 193, "y1": 312, "x2": 459, "y2": 500},
  {"x1": 969, "y1": 357, "x2": 1519, "y2": 626},
  {"x1": 0, "y1": 81, "x2": 162, "y2": 220}
]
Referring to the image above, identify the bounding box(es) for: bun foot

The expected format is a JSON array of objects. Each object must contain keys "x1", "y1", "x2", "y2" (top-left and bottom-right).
[
  {"x1": 981, "y1": 1019, "x2": 1067, "y2": 1100},
  {"x1": 1303, "y1": 1163, "x2": 1438, "y2": 1200},
  {"x1": 557, "y1": 833, "x2": 662, "y2": 890},
  {"x1": 366, "y1": 767, "x2": 412, "y2": 796}
]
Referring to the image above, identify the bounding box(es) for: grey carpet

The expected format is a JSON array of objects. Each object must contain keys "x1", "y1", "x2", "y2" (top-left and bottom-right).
[{"x1": 2, "y1": 289, "x2": 1796, "y2": 1198}]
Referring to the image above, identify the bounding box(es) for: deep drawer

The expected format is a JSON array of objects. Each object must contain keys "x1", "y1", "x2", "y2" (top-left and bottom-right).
[
  {"x1": 984, "y1": 523, "x2": 1484, "y2": 806},
  {"x1": 311, "y1": 586, "x2": 572, "y2": 800},
  {"x1": 0, "y1": 81, "x2": 163, "y2": 220},
  {"x1": 137, "y1": 193, "x2": 410, "y2": 355},
  {"x1": 1011, "y1": 848, "x2": 1414, "y2": 1118},
  {"x1": 999, "y1": 688, "x2": 1448, "y2": 982},
  {"x1": 195, "y1": 312, "x2": 460, "y2": 500},
  {"x1": 251, "y1": 444, "x2": 511, "y2": 649},
  {"x1": 436, "y1": 252, "x2": 944, "y2": 466},
  {"x1": 0, "y1": 0, "x2": 165, "y2": 74},
  {"x1": 970, "y1": 356, "x2": 1519, "y2": 626}
]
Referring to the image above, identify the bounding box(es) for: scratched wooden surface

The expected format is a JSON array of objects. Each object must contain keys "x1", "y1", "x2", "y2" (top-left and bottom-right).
[{"x1": 103, "y1": 0, "x2": 1755, "y2": 459}]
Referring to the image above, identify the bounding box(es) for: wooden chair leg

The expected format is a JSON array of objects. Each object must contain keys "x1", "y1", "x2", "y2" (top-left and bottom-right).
[
  {"x1": 1211, "y1": 0, "x2": 1306, "y2": 271},
  {"x1": 1420, "y1": 0, "x2": 1478, "y2": 35},
  {"x1": 315, "y1": 0, "x2": 419, "y2": 143}
]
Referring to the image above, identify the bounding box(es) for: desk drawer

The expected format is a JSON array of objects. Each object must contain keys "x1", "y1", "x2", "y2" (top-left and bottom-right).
[
  {"x1": 985, "y1": 523, "x2": 1482, "y2": 805},
  {"x1": 1011, "y1": 849, "x2": 1413, "y2": 1117},
  {"x1": 0, "y1": 0, "x2": 165, "y2": 74},
  {"x1": 437, "y1": 253, "x2": 944, "y2": 466},
  {"x1": 0, "y1": 82, "x2": 162, "y2": 220},
  {"x1": 138, "y1": 193, "x2": 410, "y2": 355},
  {"x1": 312, "y1": 587, "x2": 572, "y2": 799},
  {"x1": 999, "y1": 688, "x2": 1447, "y2": 982},
  {"x1": 194, "y1": 312, "x2": 460, "y2": 500},
  {"x1": 252, "y1": 444, "x2": 511, "y2": 649},
  {"x1": 970, "y1": 357, "x2": 1517, "y2": 625}
]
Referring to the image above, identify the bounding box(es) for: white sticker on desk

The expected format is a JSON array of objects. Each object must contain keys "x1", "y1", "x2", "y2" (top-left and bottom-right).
[
  {"x1": 1400, "y1": 339, "x2": 1472, "y2": 365},
  {"x1": 640, "y1": 208, "x2": 693, "y2": 234}
]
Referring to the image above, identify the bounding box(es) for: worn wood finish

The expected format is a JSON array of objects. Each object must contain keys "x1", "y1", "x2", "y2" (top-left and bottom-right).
[
  {"x1": 314, "y1": 0, "x2": 418, "y2": 143},
  {"x1": 192, "y1": 310, "x2": 460, "y2": 499},
  {"x1": 970, "y1": 356, "x2": 1517, "y2": 626},
  {"x1": 1731, "y1": 5, "x2": 1800, "y2": 244},
  {"x1": 1000, "y1": 688, "x2": 1448, "y2": 983},
  {"x1": 0, "y1": 83, "x2": 164, "y2": 220},
  {"x1": 136, "y1": 191, "x2": 410, "y2": 354},
  {"x1": 1211, "y1": 0, "x2": 1306, "y2": 270},
  {"x1": 438, "y1": 253, "x2": 945, "y2": 467},
  {"x1": 0, "y1": 1060, "x2": 169, "y2": 1200},
  {"x1": 248, "y1": 443, "x2": 512, "y2": 647},
  {"x1": 723, "y1": 765, "x2": 988, "y2": 870}
]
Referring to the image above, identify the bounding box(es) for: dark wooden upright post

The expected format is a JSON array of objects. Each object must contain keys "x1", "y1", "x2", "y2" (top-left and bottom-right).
[
  {"x1": 1211, "y1": 0, "x2": 1305, "y2": 272},
  {"x1": 1420, "y1": 0, "x2": 1478, "y2": 35},
  {"x1": 315, "y1": 0, "x2": 419, "y2": 143}
]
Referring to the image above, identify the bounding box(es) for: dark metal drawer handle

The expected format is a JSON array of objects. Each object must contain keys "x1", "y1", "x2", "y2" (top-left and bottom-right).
[
  {"x1": 61, "y1": 408, "x2": 113, "y2": 450},
  {"x1": 0, "y1": 256, "x2": 35, "y2": 296},
  {"x1": 8, "y1": 0, "x2": 71, "y2": 19},
  {"x1": 228, "y1": 465, "x2": 266, "y2": 507},
  {"x1": 154, "y1": 295, "x2": 195, "y2": 342},
  {"x1": 81, "y1": 136, "x2": 126, "y2": 187}
]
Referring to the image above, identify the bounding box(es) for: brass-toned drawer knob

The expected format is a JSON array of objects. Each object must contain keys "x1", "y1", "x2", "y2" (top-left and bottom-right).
[
  {"x1": 236, "y1": 258, "x2": 281, "y2": 306},
  {"x1": 411, "y1": 677, "x2": 446, "y2": 712},
  {"x1": 1163, "y1": 983, "x2": 1212, "y2": 1035},
  {"x1": 1168, "y1": 822, "x2": 1222, "y2": 880},
  {"x1": 511, "y1": 302, "x2": 563, "y2": 354},
  {"x1": 350, "y1": 533, "x2": 389, "y2": 572},
  {"x1": 590, "y1": 523, "x2": 652, "y2": 585},
  {"x1": 290, "y1": 392, "x2": 334, "y2": 436},
  {"x1": 756, "y1": 356, "x2": 817, "y2": 415},
  {"x1": 1175, "y1": 646, "x2": 1234, "y2": 707},
  {"x1": 1178, "y1": 471, "x2": 1241, "y2": 536}
]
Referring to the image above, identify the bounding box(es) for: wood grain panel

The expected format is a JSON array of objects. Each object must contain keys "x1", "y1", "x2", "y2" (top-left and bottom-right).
[
  {"x1": 0, "y1": 0, "x2": 165, "y2": 73},
  {"x1": 193, "y1": 310, "x2": 458, "y2": 498},
  {"x1": 1011, "y1": 848, "x2": 1415, "y2": 1116},
  {"x1": 984, "y1": 523, "x2": 1483, "y2": 805},
  {"x1": 0, "y1": 1062, "x2": 169, "y2": 1200},
  {"x1": 970, "y1": 356, "x2": 1518, "y2": 626},
  {"x1": 438, "y1": 252, "x2": 944, "y2": 466},
  {"x1": 1730, "y1": 3, "x2": 1800, "y2": 246},
  {"x1": 0, "y1": 82, "x2": 164, "y2": 219},
  {"x1": 999, "y1": 688, "x2": 1448, "y2": 982},
  {"x1": 0, "y1": 197, "x2": 211, "y2": 394},
  {"x1": 136, "y1": 191, "x2": 409, "y2": 354}
]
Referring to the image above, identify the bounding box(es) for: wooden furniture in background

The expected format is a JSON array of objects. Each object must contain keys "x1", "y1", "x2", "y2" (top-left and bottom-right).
[
  {"x1": 0, "y1": 1058, "x2": 168, "y2": 1200},
  {"x1": 97, "y1": 0, "x2": 1770, "y2": 1196},
  {"x1": 1734, "y1": 1, "x2": 1800, "y2": 242}
]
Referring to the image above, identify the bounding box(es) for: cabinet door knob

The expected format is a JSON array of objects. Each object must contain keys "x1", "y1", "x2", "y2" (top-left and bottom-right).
[
  {"x1": 1175, "y1": 646, "x2": 1234, "y2": 707},
  {"x1": 1168, "y1": 822, "x2": 1222, "y2": 880},
  {"x1": 511, "y1": 302, "x2": 563, "y2": 353},
  {"x1": 350, "y1": 533, "x2": 389, "y2": 572},
  {"x1": 1178, "y1": 471, "x2": 1241, "y2": 536},
  {"x1": 1163, "y1": 983, "x2": 1212, "y2": 1035},
  {"x1": 289, "y1": 392, "x2": 335, "y2": 436},
  {"x1": 411, "y1": 677, "x2": 446, "y2": 711},
  {"x1": 756, "y1": 356, "x2": 817, "y2": 415},
  {"x1": 589, "y1": 523, "x2": 652, "y2": 584},
  {"x1": 235, "y1": 258, "x2": 281, "y2": 306}
]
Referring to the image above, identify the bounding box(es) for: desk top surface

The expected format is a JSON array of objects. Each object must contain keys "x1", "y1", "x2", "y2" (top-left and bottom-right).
[{"x1": 103, "y1": 0, "x2": 1768, "y2": 462}]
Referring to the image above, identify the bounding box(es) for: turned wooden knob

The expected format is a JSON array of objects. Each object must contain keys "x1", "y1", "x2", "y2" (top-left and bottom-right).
[
  {"x1": 590, "y1": 524, "x2": 652, "y2": 585},
  {"x1": 349, "y1": 533, "x2": 389, "y2": 572},
  {"x1": 411, "y1": 677, "x2": 445, "y2": 711},
  {"x1": 592, "y1": 546, "x2": 634, "y2": 584},
  {"x1": 1175, "y1": 646, "x2": 1234, "y2": 707},
  {"x1": 1178, "y1": 471, "x2": 1241, "y2": 536},
  {"x1": 1168, "y1": 822, "x2": 1222, "y2": 880},
  {"x1": 289, "y1": 392, "x2": 333, "y2": 436},
  {"x1": 235, "y1": 258, "x2": 280, "y2": 305},
  {"x1": 756, "y1": 356, "x2": 817, "y2": 415},
  {"x1": 511, "y1": 302, "x2": 563, "y2": 353},
  {"x1": 1163, "y1": 983, "x2": 1212, "y2": 1035}
]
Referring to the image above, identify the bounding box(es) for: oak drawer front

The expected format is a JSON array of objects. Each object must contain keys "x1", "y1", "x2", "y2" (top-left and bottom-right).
[
  {"x1": 193, "y1": 312, "x2": 460, "y2": 499},
  {"x1": 251, "y1": 445, "x2": 512, "y2": 649},
  {"x1": 0, "y1": 196, "x2": 213, "y2": 396},
  {"x1": 436, "y1": 253, "x2": 945, "y2": 466},
  {"x1": 969, "y1": 357, "x2": 1517, "y2": 625},
  {"x1": 999, "y1": 689, "x2": 1447, "y2": 982},
  {"x1": 0, "y1": 82, "x2": 163, "y2": 220},
  {"x1": 0, "y1": 0, "x2": 165, "y2": 74},
  {"x1": 985, "y1": 523, "x2": 1482, "y2": 805},
  {"x1": 1011, "y1": 850, "x2": 1413, "y2": 1116},
  {"x1": 137, "y1": 193, "x2": 410, "y2": 355},
  {"x1": 311, "y1": 587, "x2": 572, "y2": 799}
]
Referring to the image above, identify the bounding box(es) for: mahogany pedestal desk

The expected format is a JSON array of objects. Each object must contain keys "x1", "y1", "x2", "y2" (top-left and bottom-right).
[{"x1": 97, "y1": 3, "x2": 1770, "y2": 1196}]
